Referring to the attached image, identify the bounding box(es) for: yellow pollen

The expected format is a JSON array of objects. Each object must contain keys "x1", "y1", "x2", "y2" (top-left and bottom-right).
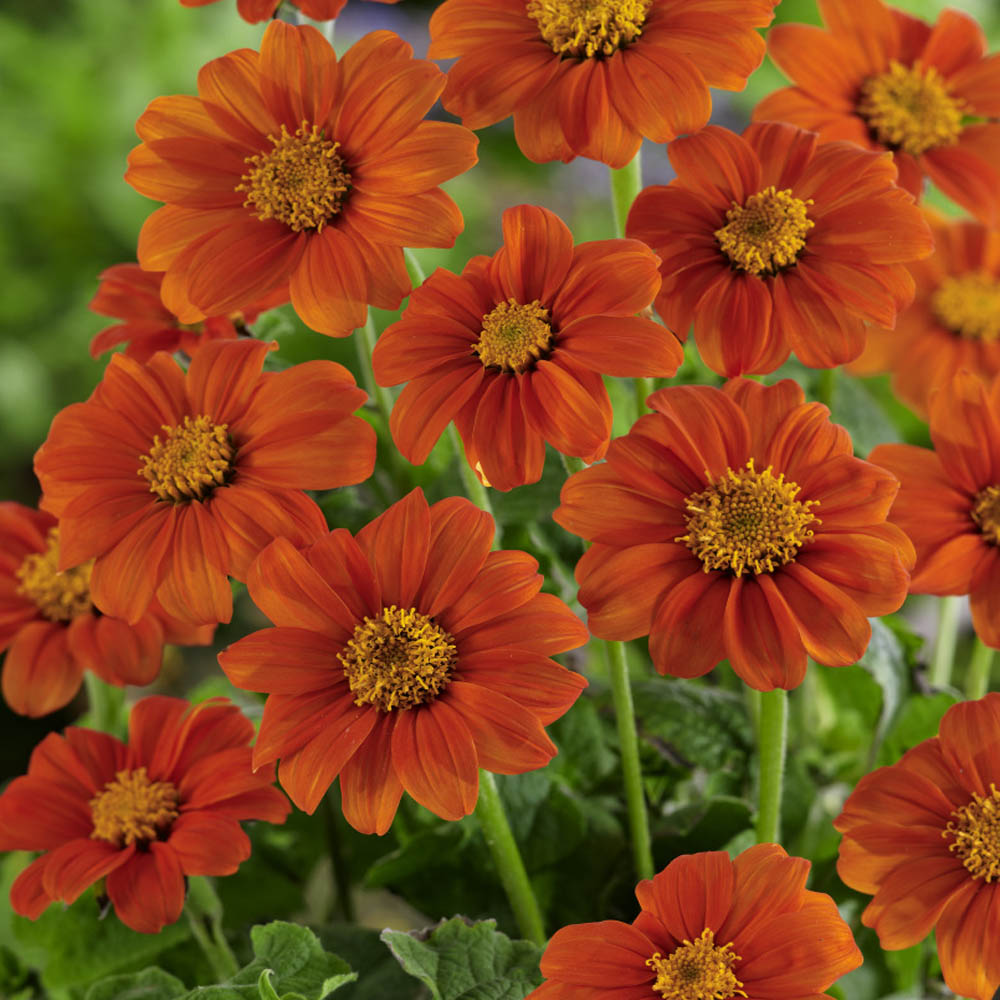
[
  {"x1": 646, "y1": 929, "x2": 747, "y2": 1000},
  {"x1": 338, "y1": 605, "x2": 458, "y2": 712},
  {"x1": 971, "y1": 484, "x2": 1000, "y2": 545},
  {"x1": 944, "y1": 783, "x2": 1000, "y2": 882},
  {"x1": 526, "y1": 0, "x2": 651, "y2": 58},
  {"x1": 237, "y1": 121, "x2": 351, "y2": 233},
  {"x1": 89, "y1": 767, "x2": 179, "y2": 847},
  {"x1": 474, "y1": 298, "x2": 554, "y2": 373},
  {"x1": 931, "y1": 273, "x2": 1000, "y2": 342},
  {"x1": 715, "y1": 187, "x2": 814, "y2": 277},
  {"x1": 857, "y1": 60, "x2": 966, "y2": 157},
  {"x1": 138, "y1": 414, "x2": 234, "y2": 503},
  {"x1": 678, "y1": 460, "x2": 820, "y2": 577},
  {"x1": 15, "y1": 527, "x2": 94, "y2": 623}
]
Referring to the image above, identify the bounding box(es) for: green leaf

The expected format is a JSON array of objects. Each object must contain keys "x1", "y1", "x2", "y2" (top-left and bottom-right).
[
  {"x1": 877, "y1": 691, "x2": 959, "y2": 767},
  {"x1": 315, "y1": 924, "x2": 423, "y2": 1000},
  {"x1": 828, "y1": 374, "x2": 901, "y2": 456},
  {"x1": 857, "y1": 618, "x2": 912, "y2": 764},
  {"x1": 85, "y1": 968, "x2": 187, "y2": 1000}
]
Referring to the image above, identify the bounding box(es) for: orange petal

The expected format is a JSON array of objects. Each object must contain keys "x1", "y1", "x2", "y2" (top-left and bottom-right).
[
  {"x1": 105, "y1": 843, "x2": 185, "y2": 934},
  {"x1": 288, "y1": 226, "x2": 367, "y2": 337},
  {"x1": 1, "y1": 622, "x2": 81, "y2": 718},
  {"x1": 648, "y1": 570, "x2": 731, "y2": 678},
  {"x1": 668, "y1": 126, "x2": 761, "y2": 206},
  {"x1": 166, "y1": 812, "x2": 250, "y2": 875},
  {"x1": 220, "y1": 626, "x2": 342, "y2": 694},
  {"x1": 558, "y1": 59, "x2": 640, "y2": 169},
  {"x1": 339, "y1": 714, "x2": 404, "y2": 835}
]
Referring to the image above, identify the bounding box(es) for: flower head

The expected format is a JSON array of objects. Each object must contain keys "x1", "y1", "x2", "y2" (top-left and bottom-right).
[{"x1": 179, "y1": 0, "x2": 398, "y2": 23}]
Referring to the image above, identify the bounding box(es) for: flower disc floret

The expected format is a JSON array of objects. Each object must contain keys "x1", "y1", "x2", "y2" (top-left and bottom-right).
[
  {"x1": 971, "y1": 484, "x2": 1000, "y2": 545},
  {"x1": 943, "y1": 783, "x2": 1000, "y2": 882},
  {"x1": 139, "y1": 414, "x2": 234, "y2": 503},
  {"x1": 931, "y1": 273, "x2": 1000, "y2": 342},
  {"x1": 526, "y1": 0, "x2": 651, "y2": 59},
  {"x1": 89, "y1": 766, "x2": 180, "y2": 847},
  {"x1": 474, "y1": 298, "x2": 554, "y2": 373},
  {"x1": 647, "y1": 929, "x2": 746, "y2": 1000},
  {"x1": 15, "y1": 527, "x2": 93, "y2": 622},
  {"x1": 715, "y1": 186, "x2": 814, "y2": 276}
]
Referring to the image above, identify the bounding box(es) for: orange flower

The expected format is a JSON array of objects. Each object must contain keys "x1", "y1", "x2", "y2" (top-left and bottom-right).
[
  {"x1": 0, "y1": 503, "x2": 212, "y2": 717},
  {"x1": 126, "y1": 22, "x2": 477, "y2": 336},
  {"x1": 219, "y1": 488, "x2": 588, "y2": 833},
  {"x1": 372, "y1": 204, "x2": 682, "y2": 492},
  {"x1": 554, "y1": 379, "x2": 914, "y2": 690},
  {"x1": 755, "y1": 0, "x2": 1000, "y2": 226},
  {"x1": 625, "y1": 122, "x2": 933, "y2": 376},
  {"x1": 835, "y1": 693, "x2": 1000, "y2": 1000},
  {"x1": 427, "y1": 0, "x2": 776, "y2": 168},
  {"x1": 34, "y1": 338, "x2": 375, "y2": 628},
  {"x1": 0, "y1": 696, "x2": 289, "y2": 934},
  {"x1": 179, "y1": 0, "x2": 398, "y2": 23},
  {"x1": 529, "y1": 845, "x2": 861, "y2": 1000}
]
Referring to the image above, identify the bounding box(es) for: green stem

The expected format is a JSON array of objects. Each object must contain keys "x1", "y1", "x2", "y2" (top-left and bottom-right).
[
  {"x1": 448, "y1": 424, "x2": 495, "y2": 524},
  {"x1": 606, "y1": 640, "x2": 655, "y2": 882},
  {"x1": 634, "y1": 377, "x2": 654, "y2": 418},
  {"x1": 930, "y1": 595, "x2": 962, "y2": 689},
  {"x1": 404, "y1": 247, "x2": 427, "y2": 288},
  {"x1": 965, "y1": 637, "x2": 995, "y2": 701},
  {"x1": 755, "y1": 689, "x2": 787, "y2": 845},
  {"x1": 475, "y1": 771, "x2": 546, "y2": 945},
  {"x1": 83, "y1": 673, "x2": 124, "y2": 735},
  {"x1": 560, "y1": 453, "x2": 586, "y2": 476},
  {"x1": 185, "y1": 903, "x2": 238, "y2": 981},
  {"x1": 322, "y1": 789, "x2": 357, "y2": 923},
  {"x1": 608, "y1": 151, "x2": 642, "y2": 237},
  {"x1": 814, "y1": 367, "x2": 837, "y2": 410},
  {"x1": 355, "y1": 311, "x2": 395, "y2": 427}
]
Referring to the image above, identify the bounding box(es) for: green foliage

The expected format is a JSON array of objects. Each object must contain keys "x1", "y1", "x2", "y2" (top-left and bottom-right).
[{"x1": 85, "y1": 968, "x2": 187, "y2": 1000}]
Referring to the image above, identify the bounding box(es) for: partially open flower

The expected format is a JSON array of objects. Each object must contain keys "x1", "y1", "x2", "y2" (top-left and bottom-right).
[{"x1": 179, "y1": 0, "x2": 398, "y2": 24}]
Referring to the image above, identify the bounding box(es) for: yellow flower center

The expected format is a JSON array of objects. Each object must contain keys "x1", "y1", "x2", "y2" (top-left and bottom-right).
[
  {"x1": 526, "y1": 0, "x2": 651, "y2": 58},
  {"x1": 138, "y1": 414, "x2": 234, "y2": 503},
  {"x1": 15, "y1": 527, "x2": 94, "y2": 623},
  {"x1": 474, "y1": 298, "x2": 554, "y2": 373},
  {"x1": 857, "y1": 60, "x2": 966, "y2": 157},
  {"x1": 931, "y1": 273, "x2": 1000, "y2": 342},
  {"x1": 944, "y1": 783, "x2": 1000, "y2": 882},
  {"x1": 89, "y1": 767, "x2": 180, "y2": 847},
  {"x1": 678, "y1": 460, "x2": 820, "y2": 577},
  {"x1": 972, "y1": 484, "x2": 1000, "y2": 545},
  {"x1": 646, "y1": 929, "x2": 747, "y2": 1000},
  {"x1": 338, "y1": 605, "x2": 458, "y2": 712},
  {"x1": 237, "y1": 121, "x2": 351, "y2": 233},
  {"x1": 715, "y1": 187, "x2": 814, "y2": 277}
]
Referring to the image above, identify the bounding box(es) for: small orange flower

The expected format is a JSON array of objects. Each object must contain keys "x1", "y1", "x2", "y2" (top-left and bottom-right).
[
  {"x1": 219, "y1": 488, "x2": 588, "y2": 833},
  {"x1": 372, "y1": 204, "x2": 682, "y2": 491},
  {"x1": 127, "y1": 22, "x2": 477, "y2": 336},
  {"x1": 179, "y1": 0, "x2": 398, "y2": 23},
  {"x1": 836, "y1": 693, "x2": 1000, "y2": 1000},
  {"x1": 34, "y1": 339, "x2": 375, "y2": 627},
  {"x1": 529, "y1": 845, "x2": 861, "y2": 1000},
  {"x1": 626, "y1": 122, "x2": 933, "y2": 376},
  {"x1": 428, "y1": 0, "x2": 776, "y2": 168},
  {"x1": 555, "y1": 379, "x2": 915, "y2": 690},
  {"x1": 0, "y1": 696, "x2": 289, "y2": 934},
  {"x1": 755, "y1": 0, "x2": 1000, "y2": 226}
]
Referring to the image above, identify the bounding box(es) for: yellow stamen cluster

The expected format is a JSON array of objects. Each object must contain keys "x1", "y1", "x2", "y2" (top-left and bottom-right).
[
  {"x1": 944, "y1": 783, "x2": 1000, "y2": 882},
  {"x1": 931, "y1": 273, "x2": 1000, "y2": 342},
  {"x1": 89, "y1": 767, "x2": 180, "y2": 847},
  {"x1": 138, "y1": 414, "x2": 234, "y2": 503},
  {"x1": 338, "y1": 605, "x2": 458, "y2": 712},
  {"x1": 474, "y1": 298, "x2": 554, "y2": 373},
  {"x1": 972, "y1": 484, "x2": 1000, "y2": 545},
  {"x1": 857, "y1": 60, "x2": 966, "y2": 157},
  {"x1": 15, "y1": 527, "x2": 94, "y2": 622},
  {"x1": 526, "y1": 0, "x2": 651, "y2": 58},
  {"x1": 678, "y1": 460, "x2": 820, "y2": 577},
  {"x1": 715, "y1": 187, "x2": 814, "y2": 276},
  {"x1": 647, "y1": 929, "x2": 747, "y2": 1000},
  {"x1": 238, "y1": 121, "x2": 351, "y2": 232}
]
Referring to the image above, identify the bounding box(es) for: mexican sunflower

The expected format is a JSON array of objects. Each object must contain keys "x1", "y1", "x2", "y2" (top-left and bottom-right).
[
  {"x1": 755, "y1": 0, "x2": 1000, "y2": 226},
  {"x1": 528, "y1": 845, "x2": 861, "y2": 1000},
  {"x1": 0, "y1": 696, "x2": 290, "y2": 934},
  {"x1": 219, "y1": 488, "x2": 588, "y2": 833},
  {"x1": 33, "y1": 338, "x2": 375, "y2": 628},
  {"x1": 625, "y1": 121, "x2": 933, "y2": 376},
  {"x1": 554, "y1": 378, "x2": 915, "y2": 690},
  {"x1": 428, "y1": 0, "x2": 777, "y2": 168},
  {"x1": 179, "y1": 0, "x2": 398, "y2": 23},
  {"x1": 836, "y1": 693, "x2": 1000, "y2": 1000},
  {"x1": 371, "y1": 204, "x2": 682, "y2": 492},
  {"x1": 126, "y1": 22, "x2": 477, "y2": 337},
  {"x1": 0, "y1": 503, "x2": 212, "y2": 718}
]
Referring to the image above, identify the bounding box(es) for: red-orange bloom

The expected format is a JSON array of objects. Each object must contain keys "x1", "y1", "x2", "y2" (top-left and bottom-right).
[
  {"x1": 555, "y1": 379, "x2": 915, "y2": 690},
  {"x1": 219, "y1": 488, "x2": 588, "y2": 833},
  {"x1": 626, "y1": 122, "x2": 933, "y2": 376},
  {"x1": 428, "y1": 0, "x2": 777, "y2": 168},
  {"x1": 836, "y1": 693, "x2": 1000, "y2": 1000},
  {"x1": 126, "y1": 22, "x2": 477, "y2": 337},
  {"x1": 179, "y1": 0, "x2": 398, "y2": 23},
  {"x1": 529, "y1": 845, "x2": 861, "y2": 1000},
  {"x1": 372, "y1": 204, "x2": 682, "y2": 492},
  {"x1": 0, "y1": 503, "x2": 211, "y2": 718},
  {"x1": 756, "y1": 0, "x2": 1000, "y2": 226},
  {"x1": 0, "y1": 696, "x2": 289, "y2": 934},
  {"x1": 34, "y1": 339, "x2": 375, "y2": 628}
]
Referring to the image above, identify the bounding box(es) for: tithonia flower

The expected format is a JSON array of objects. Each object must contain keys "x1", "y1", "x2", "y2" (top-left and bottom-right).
[
  {"x1": 528, "y1": 844, "x2": 861, "y2": 1000},
  {"x1": 179, "y1": 0, "x2": 398, "y2": 23},
  {"x1": 836, "y1": 693, "x2": 1000, "y2": 1000},
  {"x1": 219, "y1": 488, "x2": 588, "y2": 833},
  {"x1": 755, "y1": 0, "x2": 1000, "y2": 225},
  {"x1": 626, "y1": 122, "x2": 933, "y2": 376},
  {"x1": 554, "y1": 378, "x2": 915, "y2": 690},
  {"x1": 428, "y1": 0, "x2": 777, "y2": 168},
  {"x1": 126, "y1": 22, "x2": 477, "y2": 336},
  {"x1": 372, "y1": 204, "x2": 682, "y2": 492},
  {"x1": 0, "y1": 695, "x2": 290, "y2": 934},
  {"x1": 34, "y1": 338, "x2": 375, "y2": 627},
  {"x1": 870, "y1": 372, "x2": 1000, "y2": 648},
  {"x1": 0, "y1": 502, "x2": 212, "y2": 717}
]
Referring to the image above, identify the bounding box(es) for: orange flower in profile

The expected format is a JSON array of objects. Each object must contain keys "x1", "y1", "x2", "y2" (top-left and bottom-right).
[
  {"x1": 0, "y1": 696, "x2": 289, "y2": 934},
  {"x1": 179, "y1": 0, "x2": 398, "y2": 23},
  {"x1": 626, "y1": 122, "x2": 933, "y2": 376},
  {"x1": 126, "y1": 22, "x2": 477, "y2": 336},
  {"x1": 0, "y1": 503, "x2": 211, "y2": 717},
  {"x1": 34, "y1": 339, "x2": 375, "y2": 628},
  {"x1": 372, "y1": 204, "x2": 682, "y2": 492},
  {"x1": 428, "y1": 0, "x2": 776, "y2": 168},
  {"x1": 836, "y1": 693, "x2": 1000, "y2": 1000},
  {"x1": 555, "y1": 379, "x2": 914, "y2": 690},
  {"x1": 755, "y1": 0, "x2": 1000, "y2": 225},
  {"x1": 219, "y1": 488, "x2": 588, "y2": 833},
  {"x1": 529, "y1": 845, "x2": 861, "y2": 1000}
]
